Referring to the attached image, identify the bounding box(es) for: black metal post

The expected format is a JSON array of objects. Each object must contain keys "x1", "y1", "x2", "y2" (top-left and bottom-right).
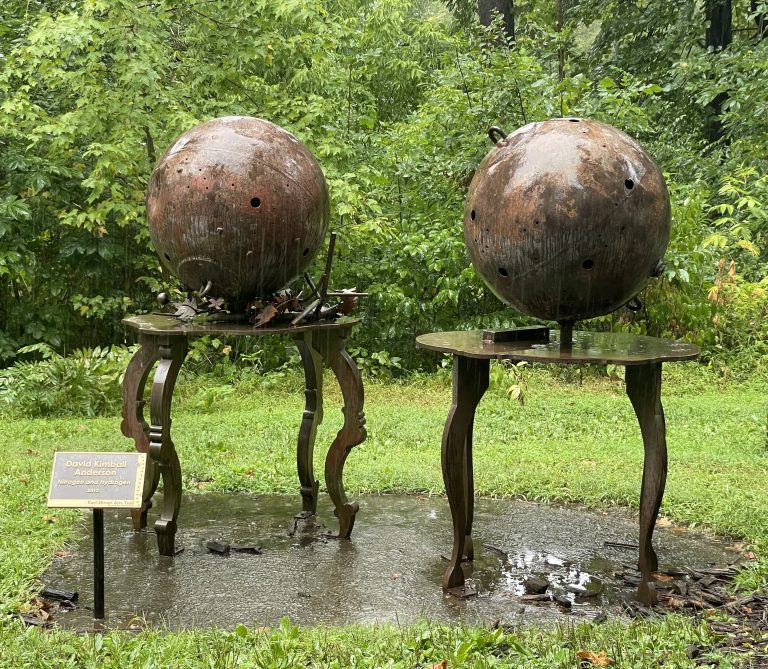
[
  {"x1": 559, "y1": 320, "x2": 574, "y2": 350},
  {"x1": 93, "y1": 508, "x2": 105, "y2": 620}
]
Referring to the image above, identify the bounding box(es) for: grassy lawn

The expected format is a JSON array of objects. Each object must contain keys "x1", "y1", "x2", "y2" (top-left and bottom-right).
[{"x1": 1, "y1": 365, "x2": 766, "y2": 667}]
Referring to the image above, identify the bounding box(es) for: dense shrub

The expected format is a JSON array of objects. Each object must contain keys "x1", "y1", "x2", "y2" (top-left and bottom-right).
[
  {"x1": 0, "y1": 344, "x2": 133, "y2": 417},
  {"x1": 0, "y1": 1, "x2": 766, "y2": 373}
]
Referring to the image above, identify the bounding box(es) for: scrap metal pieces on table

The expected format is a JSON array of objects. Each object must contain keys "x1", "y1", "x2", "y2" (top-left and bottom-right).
[{"x1": 156, "y1": 232, "x2": 366, "y2": 327}]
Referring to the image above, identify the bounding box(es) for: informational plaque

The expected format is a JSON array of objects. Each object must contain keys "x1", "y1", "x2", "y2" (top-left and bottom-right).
[{"x1": 47, "y1": 452, "x2": 147, "y2": 509}]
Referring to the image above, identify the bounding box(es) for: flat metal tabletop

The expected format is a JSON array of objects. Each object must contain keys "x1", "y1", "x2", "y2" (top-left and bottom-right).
[
  {"x1": 122, "y1": 314, "x2": 360, "y2": 337},
  {"x1": 416, "y1": 330, "x2": 699, "y2": 365}
]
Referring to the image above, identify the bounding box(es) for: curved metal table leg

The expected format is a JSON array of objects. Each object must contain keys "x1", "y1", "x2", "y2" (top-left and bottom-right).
[
  {"x1": 120, "y1": 335, "x2": 161, "y2": 530},
  {"x1": 464, "y1": 418, "x2": 476, "y2": 562},
  {"x1": 148, "y1": 337, "x2": 187, "y2": 556},
  {"x1": 294, "y1": 332, "x2": 323, "y2": 514},
  {"x1": 320, "y1": 330, "x2": 366, "y2": 539},
  {"x1": 626, "y1": 362, "x2": 667, "y2": 606},
  {"x1": 442, "y1": 355, "x2": 489, "y2": 591}
]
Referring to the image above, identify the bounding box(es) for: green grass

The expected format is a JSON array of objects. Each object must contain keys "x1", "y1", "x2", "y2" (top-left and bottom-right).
[
  {"x1": 1, "y1": 366, "x2": 766, "y2": 667},
  {"x1": 0, "y1": 614, "x2": 727, "y2": 668}
]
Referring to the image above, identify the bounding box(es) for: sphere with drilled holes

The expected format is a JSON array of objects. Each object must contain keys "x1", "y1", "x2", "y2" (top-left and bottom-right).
[
  {"x1": 147, "y1": 116, "x2": 329, "y2": 310},
  {"x1": 464, "y1": 118, "x2": 670, "y2": 322}
]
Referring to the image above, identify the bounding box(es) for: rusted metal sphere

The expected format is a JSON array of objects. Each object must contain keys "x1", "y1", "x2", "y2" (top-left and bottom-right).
[
  {"x1": 147, "y1": 116, "x2": 329, "y2": 309},
  {"x1": 464, "y1": 119, "x2": 670, "y2": 323}
]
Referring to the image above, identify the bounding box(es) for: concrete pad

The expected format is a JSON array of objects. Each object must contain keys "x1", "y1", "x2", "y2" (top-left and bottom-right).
[{"x1": 42, "y1": 493, "x2": 738, "y2": 630}]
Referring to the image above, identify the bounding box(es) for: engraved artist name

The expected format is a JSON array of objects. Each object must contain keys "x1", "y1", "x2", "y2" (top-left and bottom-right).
[{"x1": 64, "y1": 459, "x2": 128, "y2": 476}]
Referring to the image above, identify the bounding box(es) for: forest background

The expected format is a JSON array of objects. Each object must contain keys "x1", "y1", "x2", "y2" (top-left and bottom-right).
[{"x1": 1, "y1": 0, "x2": 767, "y2": 398}]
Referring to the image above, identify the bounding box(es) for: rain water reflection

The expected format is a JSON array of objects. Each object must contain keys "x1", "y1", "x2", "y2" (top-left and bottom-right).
[{"x1": 43, "y1": 493, "x2": 737, "y2": 630}]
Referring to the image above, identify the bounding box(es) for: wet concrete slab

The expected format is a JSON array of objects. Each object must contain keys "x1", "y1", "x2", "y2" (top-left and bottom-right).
[{"x1": 42, "y1": 493, "x2": 738, "y2": 630}]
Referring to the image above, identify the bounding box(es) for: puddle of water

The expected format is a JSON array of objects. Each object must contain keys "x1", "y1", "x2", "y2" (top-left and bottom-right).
[{"x1": 42, "y1": 493, "x2": 738, "y2": 630}]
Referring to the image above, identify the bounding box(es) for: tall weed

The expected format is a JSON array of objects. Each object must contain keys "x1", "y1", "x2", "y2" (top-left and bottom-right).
[{"x1": 0, "y1": 343, "x2": 133, "y2": 417}]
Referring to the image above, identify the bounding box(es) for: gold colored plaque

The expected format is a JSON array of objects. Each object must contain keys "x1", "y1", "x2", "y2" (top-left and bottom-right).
[{"x1": 47, "y1": 452, "x2": 147, "y2": 509}]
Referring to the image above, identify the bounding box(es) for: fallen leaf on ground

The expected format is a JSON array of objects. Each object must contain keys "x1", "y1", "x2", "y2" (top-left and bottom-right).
[
  {"x1": 576, "y1": 650, "x2": 614, "y2": 666},
  {"x1": 652, "y1": 572, "x2": 675, "y2": 582},
  {"x1": 20, "y1": 598, "x2": 50, "y2": 615}
]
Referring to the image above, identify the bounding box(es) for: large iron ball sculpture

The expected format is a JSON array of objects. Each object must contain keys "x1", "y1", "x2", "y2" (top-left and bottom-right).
[
  {"x1": 425, "y1": 120, "x2": 695, "y2": 609},
  {"x1": 147, "y1": 116, "x2": 330, "y2": 312},
  {"x1": 464, "y1": 118, "x2": 670, "y2": 333}
]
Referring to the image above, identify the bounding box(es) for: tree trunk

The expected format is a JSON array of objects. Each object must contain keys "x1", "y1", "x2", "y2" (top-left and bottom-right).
[
  {"x1": 751, "y1": 0, "x2": 767, "y2": 39},
  {"x1": 556, "y1": 0, "x2": 565, "y2": 83},
  {"x1": 705, "y1": 0, "x2": 732, "y2": 143},
  {"x1": 478, "y1": 0, "x2": 515, "y2": 42},
  {"x1": 706, "y1": 0, "x2": 732, "y2": 48},
  {"x1": 555, "y1": 0, "x2": 567, "y2": 115}
]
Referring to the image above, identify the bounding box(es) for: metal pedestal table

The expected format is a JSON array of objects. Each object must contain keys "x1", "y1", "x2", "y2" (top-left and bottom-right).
[
  {"x1": 416, "y1": 329, "x2": 699, "y2": 606},
  {"x1": 121, "y1": 314, "x2": 366, "y2": 556}
]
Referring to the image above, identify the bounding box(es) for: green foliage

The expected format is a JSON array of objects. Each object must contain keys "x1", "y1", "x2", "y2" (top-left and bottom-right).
[
  {"x1": 0, "y1": 0, "x2": 767, "y2": 371},
  {"x1": 705, "y1": 165, "x2": 768, "y2": 262},
  {"x1": 489, "y1": 360, "x2": 528, "y2": 403},
  {"x1": 348, "y1": 346, "x2": 404, "y2": 379},
  {"x1": 0, "y1": 343, "x2": 132, "y2": 417},
  {"x1": 709, "y1": 274, "x2": 768, "y2": 374}
]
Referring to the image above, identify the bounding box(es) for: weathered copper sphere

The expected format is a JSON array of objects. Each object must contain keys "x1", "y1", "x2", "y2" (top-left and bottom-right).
[
  {"x1": 464, "y1": 118, "x2": 670, "y2": 322},
  {"x1": 147, "y1": 116, "x2": 329, "y2": 309}
]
